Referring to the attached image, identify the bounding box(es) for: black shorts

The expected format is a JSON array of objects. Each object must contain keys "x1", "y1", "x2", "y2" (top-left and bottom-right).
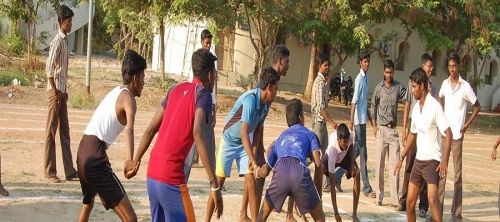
[
  {"x1": 410, "y1": 159, "x2": 440, "y2": 187},
  {"x1": 321, "y1": 147, "x2": 355, "y2": 179},
  {"x1": 76, "y1": 135, "x2": 125, "y2": 210}
]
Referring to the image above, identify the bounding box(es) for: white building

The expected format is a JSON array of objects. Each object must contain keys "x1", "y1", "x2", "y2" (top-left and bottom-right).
[
  {"x1": 0, "y1": 2, "x2": 94, "y2": 54},
  {"x1": 152, "y1": 19, "x2": 500, "y2": 111}
]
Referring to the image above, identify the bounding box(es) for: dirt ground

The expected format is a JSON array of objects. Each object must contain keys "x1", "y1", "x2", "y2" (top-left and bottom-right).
[{"x1": 0, "y1": 55, "x2": 499, "y2": 221}]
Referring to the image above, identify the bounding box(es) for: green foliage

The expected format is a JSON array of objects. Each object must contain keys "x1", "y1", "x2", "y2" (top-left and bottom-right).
[
  {"x1": 0, "y1": 69, "x2": 31, "y2": 86},
  {"x1": 150, "y1": 75, "x2": 176, "y2": 91},
  {"x1": 70, "y1": 90, "x2": 98, "y2": 109},
  {"x1": 1, "y1": 32, "x2": 25, "y2": 56}
]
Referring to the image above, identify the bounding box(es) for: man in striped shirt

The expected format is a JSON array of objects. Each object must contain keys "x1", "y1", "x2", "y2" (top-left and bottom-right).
[
  {"x1": 311, "y1": 53, "x2": 338, "y2": 194},
  {"x1": 43, "y1": 5, "x2": 77, "y2": 183}
]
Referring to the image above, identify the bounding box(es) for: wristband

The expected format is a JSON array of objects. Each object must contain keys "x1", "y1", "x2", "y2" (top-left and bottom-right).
[{"x1": 210, "y1": 186, "x2": 220, "y2": 191}]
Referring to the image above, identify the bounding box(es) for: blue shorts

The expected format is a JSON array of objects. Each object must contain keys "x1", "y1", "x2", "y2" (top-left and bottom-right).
[
  {"x1": 216, "y1": 138, "x2": 249, "y2": 177},
  {"x1": 147, "y1": 178, "x2": 195, "y2": 222},
  {"x1": 265, "y1": 157, "x2": 321, "y2": 214}
]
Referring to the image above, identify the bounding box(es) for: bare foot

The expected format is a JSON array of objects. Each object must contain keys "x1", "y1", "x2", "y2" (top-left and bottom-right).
[
  {"x1": 239, "y1": 216, "x2": 251, "y2": 222},
  {"x1": 0, "y1": 184, "x2": 9, "y2": 196},
  {"x1": 352, "y1": 215, "x2": 360, "y2": 222},
  {"x1": 286, "y1": 213, "x2": 298, "y2": 222}
]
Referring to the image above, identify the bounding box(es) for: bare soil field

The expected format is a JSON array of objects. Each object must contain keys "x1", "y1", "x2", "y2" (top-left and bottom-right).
[{"x1": 0, "y1": 55, "x2": 498, "y2": 221}]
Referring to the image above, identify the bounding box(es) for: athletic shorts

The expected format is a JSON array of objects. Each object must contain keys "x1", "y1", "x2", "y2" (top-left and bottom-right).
[
  {"x1": 265, "y1": 157, "x2": 321, "y2": 214},
  {"x1": 321, "y1": 147, "x2": 355, "y2": 179},
  {"x1": 410, "y1": 159, "x2": 440, "y2": 186},
  {"x1": 215, "y1": 138, "x2": 249, "y2": 177},
  {"x1": 76, "y1": 135, "x2": 125, "y2": 210},
  {"x1": 147, "y1": 178, "x2": 195, "y2": 222}
]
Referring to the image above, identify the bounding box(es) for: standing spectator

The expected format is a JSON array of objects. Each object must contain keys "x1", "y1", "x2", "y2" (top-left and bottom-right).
[
  {"x1": 311, "y1": 53, "x2": 338, "y2": 193},
  {"x1": 370, "y1": 60, "x2": 405, "y2": 208},
  {"x1": 44, "y1": 5, "x2": 78, "y2": 183},
  {"x1": 0, "y1": 153, "x2": 8, "y2": 196},
  {"x1": 400, "y1": 53, "x2": 437, "y2": 216},
  {"x1": 347, "y1": 53, "x2": 374, "y2": 197},
  {"x1": 438, "y1": 52, "x2": 481, "y2": 221}
]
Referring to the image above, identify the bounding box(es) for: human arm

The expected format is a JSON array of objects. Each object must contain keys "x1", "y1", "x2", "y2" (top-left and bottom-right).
[
  {"x1": 46, "y1": 41, "x2": 62, "y2": 101},
  {"x1": 193, "y1": 104, "x2": 223, "y2": 218},
  {"x1": 129, "y1": 105, "x2": 165, "y2": 178},
  {"x1": 369, "y1": 86, "x2": 379, "y2": 137},
  {"x1": 460, "y1": 100, "x2": 480, "y2": 137},
  {"x1": 492, "y1": 136, "x2": 499, "y2": 160},
  {"x1": 394, "y1": 132, "x2": 416, "y2": 176},
  {"x1": 349, "y1": 78, "x2": 360, "y2": 129},
  {"x1": 118, "y1": 91, "x2": 140, "y2": 179}
]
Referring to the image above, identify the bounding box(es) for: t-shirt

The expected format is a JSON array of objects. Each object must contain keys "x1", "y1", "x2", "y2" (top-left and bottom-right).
[
  {"x1": 410, "y1": 93, "x2": 450, "y2": 162},
  {"x1": 147, "y1": 79, "x2": 212, "y2": 185},
  {"x1": 267, "y1": 124, "x2": 320, "y2": 168},
  {"x1": 222, "y1": 88, "x2": 269, "y2": 148},
  {"x1": 439, "y1": 75, "x2": 477, "y2": 140},
  {"x1": 326, "y1": 130, "x2": 354, "y2": 173}
]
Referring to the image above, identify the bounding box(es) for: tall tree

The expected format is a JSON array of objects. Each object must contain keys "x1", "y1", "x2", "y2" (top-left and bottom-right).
[{"x1": 296, "y1": 0, "x2": 371, "y2": 100}]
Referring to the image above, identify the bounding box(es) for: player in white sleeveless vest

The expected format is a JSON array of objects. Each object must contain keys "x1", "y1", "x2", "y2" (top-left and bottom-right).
[{"x1": 76, "y1": 50, "x2": 146, "y2": 222}]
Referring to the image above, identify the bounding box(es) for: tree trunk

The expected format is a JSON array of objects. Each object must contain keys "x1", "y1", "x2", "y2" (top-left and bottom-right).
[
  {"x1": 471, "y1": 48, "x2": 478, "y2": 93},
  {"x1": 303, "y1": 31, "x2": 318, "y2": 100},
  {"x1": 159, "y1": 18, "x2": 165, "y2": 79}
]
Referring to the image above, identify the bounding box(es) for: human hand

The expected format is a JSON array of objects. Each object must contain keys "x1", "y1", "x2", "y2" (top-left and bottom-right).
[
  {"x1": 491, "y1": 148, "x2": 497, "y2": 161},
  {"x1": 373, "y1": 126, "x2": 379, "y2": 138},
  {"x1": 349, "y1": 121, "x2": 354, "y2": 130},
  {"x1": 124, "y1": 160, "x2": 140, "y2": 179},
  {"x1": 393, "y1": 160, "x2": 402, "y2": 176},
  {"x1": 436, "y1": 161, "x2": 448, "y2": 178},
  {"x1": 211, "y1": 188, "x2": 224, "y2": 219},
  {"x1": 460, "y1": 124, "x2": 469, "y2": 137}
]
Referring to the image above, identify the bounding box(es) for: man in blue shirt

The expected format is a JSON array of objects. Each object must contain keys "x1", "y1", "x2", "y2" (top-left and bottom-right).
[
  {"x1": 256, "y1": 99, "x2": 325, "y2": 222},
  {"x1": 205, "y1": 67, "x2": 280, "y2": 221},
  {"x1": 347, "y1": 53, "x2": 374, "y2": 197}
]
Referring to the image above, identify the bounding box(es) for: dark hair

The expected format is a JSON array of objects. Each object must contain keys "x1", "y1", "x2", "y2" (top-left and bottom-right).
[
  {"x1": 201, "y1": 29, "x2": 213, "y2": 41},
  {"x1": 336, "y1": 123, "x2": 350, "y2": 140},
  {"x1": 316, "y1": 53, "x2": 329, "y2": 66},
  {"x1": 447, "y1": 52, "x2": 460, "y2": 65},
  {"x1": 383, "y1": 59, "x2": 394, "y2": 69},
  {"x1": 192, "y1": 49, "x2": 217, "y2": 83},
  {"x1": 122, "y1": 50, "x2": 147, "y2": 84},
  {"x1": 286, "y1": 99, "x2": 303, "y2": 127},
  {"x1": 409, "y1": 67, "x2": 428, "y2": 90},
  {"x1": 421, "y1": 53, "x2": 433, "y2": 64},
  {"x1": 272, "y1": 44, "x2": 290, "y2": 64},
  {"x1": 259, "y1": 67, "x2": 280, "y2": 90},
  {"x1": 58, "y1": 5, "x2": 74, "y2": 24},
  {"x1": 359, "y1": 52, "x2": 370, "y2": 62}
]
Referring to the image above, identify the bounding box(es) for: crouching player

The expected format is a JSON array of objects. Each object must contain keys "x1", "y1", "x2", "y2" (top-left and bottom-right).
[
  {"x1": 322, "y1": 123, "x2": 360, "y2": 222},
  {"x1": 256, "y1": 99, "x2": 325, "y2": 222}
]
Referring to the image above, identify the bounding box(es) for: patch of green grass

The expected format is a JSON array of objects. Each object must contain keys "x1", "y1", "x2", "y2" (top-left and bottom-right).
[
  {"x1": 0, "y1": 69, "x2": 31, "y2": 86},
  {"x1": 470, "y1": 114, "x2": 500, "y2": 135},
  {"x1": 70, "y1": 89, "x2": 98, "y2": 109}
]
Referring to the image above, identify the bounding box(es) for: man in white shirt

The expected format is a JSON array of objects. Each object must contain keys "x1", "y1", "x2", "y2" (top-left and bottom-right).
[
  {"x1": 395, "y1": 68, "x2": 452, "y2": 222},
  {"x1": 438, "y1": 52, "x2": 480, "y2": 221}
]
